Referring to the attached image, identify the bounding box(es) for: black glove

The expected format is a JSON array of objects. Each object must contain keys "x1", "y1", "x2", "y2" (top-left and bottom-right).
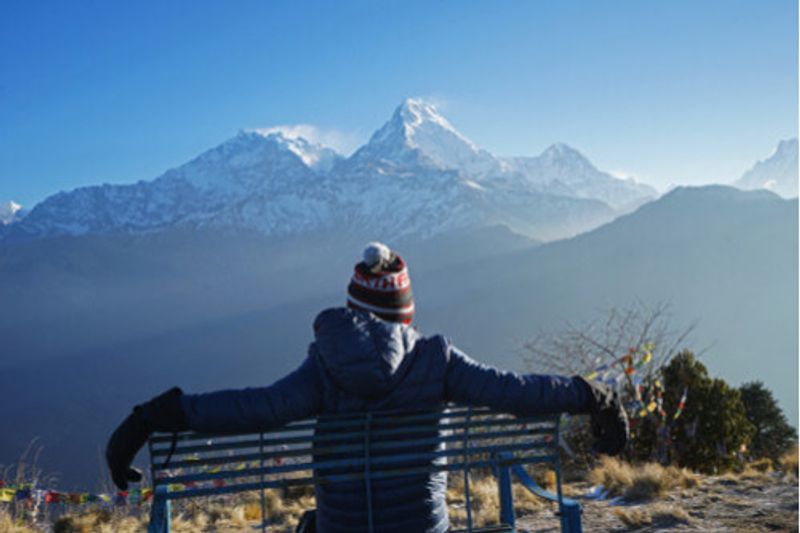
[
  {"x1": 576, "y1": 377, "x2": 629, "y2": 456},
  {"x1": 105, "y1": 387, "x2": 189, "y2": 490}
]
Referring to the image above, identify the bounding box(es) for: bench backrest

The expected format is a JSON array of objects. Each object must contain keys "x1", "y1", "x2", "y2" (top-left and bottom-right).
[{"x1": 147, "y1": 406, "x2": 569, "y2": 532}]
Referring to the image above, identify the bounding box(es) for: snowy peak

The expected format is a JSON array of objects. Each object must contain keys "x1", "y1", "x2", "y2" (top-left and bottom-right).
[
  {"x1": 735, "y1": 138, "x2": 798, "y2": 198},
  {"x1": 503, "y1": 144, "x2": 657, "y2": 209},
  {"x1": 248, "y1": 127, "x2": 341, "y2": 172},
  {"x1": 169, "y1": 128, "x2": 341, "y2": 195},
  {"x1": 394, "y1": 98, "x2": 465, "y2": 142},
  {"x1": 541, "y1": 142, "x2": 593, "y2": 165},
  {"x1": 774, "y1": 138, "x2": 797, "y2": 157},
  {"x1": 538, "y1": 142, "x2": 598, "y2": 174},
  {"x1": 349, "y1": 98, "x2": 501, "y2": 176},
  {"x1": 0, "y1": 201, "x2": 24, "y2": 225}
]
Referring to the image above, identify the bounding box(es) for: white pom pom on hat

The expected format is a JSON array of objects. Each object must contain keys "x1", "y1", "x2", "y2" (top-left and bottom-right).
[{"x1": 363, "y1": 241, "x2": 392, "y2": 268}]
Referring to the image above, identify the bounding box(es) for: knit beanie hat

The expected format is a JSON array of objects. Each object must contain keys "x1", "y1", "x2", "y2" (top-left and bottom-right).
[{"x1": 347, "y1": 242, "x2": 415, "y2": 324}]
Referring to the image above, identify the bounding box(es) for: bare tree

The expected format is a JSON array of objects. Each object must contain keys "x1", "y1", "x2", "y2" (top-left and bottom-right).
[
  {"x1": 520, "y1": 301, "x2": 696, "y2": 384},
  {"x1": 519, "y1": 302, "x2": 700, "y2": 466}
]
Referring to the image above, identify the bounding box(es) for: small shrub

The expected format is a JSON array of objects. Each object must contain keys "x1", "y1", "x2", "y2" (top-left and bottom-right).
[
  {"x1": 589, "y1": 456, "x2": 697, "y2": 501},
  {"x1": 748, "y1": 457, "x2": 773, "y2": 473},
  {"x1": 614, "y1": 504, "x2": 691, "y2": 529},
  {"x1": 613, "y1": 507, "x2": 652, "y2": 528}
]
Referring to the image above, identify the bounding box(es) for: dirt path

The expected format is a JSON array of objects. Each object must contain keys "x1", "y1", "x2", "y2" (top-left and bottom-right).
[{"x1": 516, "y1": 473, "x2": 798, "y2": 532}]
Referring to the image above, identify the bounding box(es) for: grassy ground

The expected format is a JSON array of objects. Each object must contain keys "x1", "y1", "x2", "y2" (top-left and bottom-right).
[{"x1": 2, "y1": 451, "x2": 797, "y2": 532}]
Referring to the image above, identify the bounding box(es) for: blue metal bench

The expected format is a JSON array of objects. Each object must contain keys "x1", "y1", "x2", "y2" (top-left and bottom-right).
[{"x1": 147, "y1": 406, "x2": 582, "y2": 532}]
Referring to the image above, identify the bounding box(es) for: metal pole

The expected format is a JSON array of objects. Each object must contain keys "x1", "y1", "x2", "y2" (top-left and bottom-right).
[
  {"x1": 463, "y1": 407, "x2": 473, "y2": 532},
  {"x1": 364, "y1": 413, "x2": 374, "y2": 533},
  {"x1": 258, "y1": 433, "x2": 267, "y2": 533}
]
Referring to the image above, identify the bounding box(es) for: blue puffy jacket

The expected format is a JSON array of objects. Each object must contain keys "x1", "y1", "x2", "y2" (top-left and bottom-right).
[{"x1": 181, "y1": 308, "x2": 591, "y2": 533}]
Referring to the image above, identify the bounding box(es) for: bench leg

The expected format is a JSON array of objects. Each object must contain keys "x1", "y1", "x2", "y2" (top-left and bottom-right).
[
  {"x1": 149, "y1": 485, "x2": 171, "y2": 533},
  {"x1": 560, "y1": 500, "x2": 581, "y2": 533},
  {"x1": 496, "y1": 463, "x2": 516, "y2": 531}
]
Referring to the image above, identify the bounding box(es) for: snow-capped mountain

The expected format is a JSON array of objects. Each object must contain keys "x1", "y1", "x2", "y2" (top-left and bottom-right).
[
  {"x1": 503, "y1": 143, "x2": 657, "y2": 209},
  {"x1": 4, "y1": 130, "x2": 342, "y2": 240},
  {"x1": 0, "y1": 201, "x2": 25, "y2": 225},
  {"x1": 345, "y1": 98, "x2": 503, "y2": 177},
  {"x1": 2, "y1": 99, "x2": 658, "y2": 243},
  {"x1": 734, "y1": 139, "x2": 798, "y2": 198}
]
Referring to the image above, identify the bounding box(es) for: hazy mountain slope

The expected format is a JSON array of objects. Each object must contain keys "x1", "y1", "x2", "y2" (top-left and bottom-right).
[
  {"x1": 734, "y1": 139, "x2": 798, "y2": 198},
  {"x1": 0, "y1": 226, "x2": 535, "y2": 487},
  {"x1": 420, "y1": 186, "x2": 797, "y2": 421},
  {"x1": 0, "y1": 186, "x2": 794, "y2": 489}
]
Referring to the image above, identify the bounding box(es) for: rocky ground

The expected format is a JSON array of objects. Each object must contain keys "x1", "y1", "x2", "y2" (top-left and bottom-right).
[{"x1": 516, "y1": 472, "x2": 798, "y2": 532}]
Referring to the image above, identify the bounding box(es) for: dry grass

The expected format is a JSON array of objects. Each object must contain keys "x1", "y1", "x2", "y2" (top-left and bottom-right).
[
  {"x1": 747, "y1": 458, "x2": 773, "y2": 473},
  {"x1": 720, "y1": 457, "x2": 784, "y2": 485},
  {"x1": 5, "y1": 470, "x2": 556, "y2": 532},
  {"x1": 588, "y1": 457, "x2": 699, "y2": 501},
  {"x1": 170, "y1": 488, "x2": 315, "y2": 532},
  {"x1": 613, "y1": 503, "x2": 691, "y2": 529},
  {"x1": 53, "y1": 509, "x2": 143, "y2": 533},
  {"x1": 1, "y1": 507, "x2": 38, "y2": 533},
  {"x1": 21, "y1": 487, "x2": 311, "y2": 533},
  {"x1": 778, "y1": 446, "x2": 798, "y2": 477},
  {"x1": 446, "y1": 470, "x2": 546, "y2": 529}
]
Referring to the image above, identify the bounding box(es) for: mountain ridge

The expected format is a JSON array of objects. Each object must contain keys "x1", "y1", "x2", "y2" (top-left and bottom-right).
[{"x1": 2, "y1": 99, "x2": 657, "y2": 244}]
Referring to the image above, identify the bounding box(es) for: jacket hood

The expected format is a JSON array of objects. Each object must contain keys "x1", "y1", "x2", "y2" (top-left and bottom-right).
[{"x1": 312, "y1": 307, "x2": 419, "y2": 399}]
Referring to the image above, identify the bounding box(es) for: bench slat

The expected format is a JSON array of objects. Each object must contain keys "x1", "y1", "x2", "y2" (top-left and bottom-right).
[
  {"x1": 159, "y1": 426, "x2": 554, "y2": 470},
  {"x1": 148, "y1": 406, "x2": 527, "y2": 444},
  {"x1": 157, "y1": 453, "x2": 558, "y2": 500},
  {"x1": 150, "y1": 415, "x2": 557, "y2": 456},
  {"x1": 157, "y1": 438, "x2": 555, "y2": 486}
]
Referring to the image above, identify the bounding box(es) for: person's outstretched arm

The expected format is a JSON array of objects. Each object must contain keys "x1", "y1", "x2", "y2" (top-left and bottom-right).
[
  {"x1": 444, "y1": 344, "x2": 590, "y2": 415},
  {"x1": 181, "y1": 353, "x2": 324, "y2": 433},
  {"x1": 443, "y1": 342, "x2": 628, "y2": 454},
  {"x1": 106, "y1": 353, "x2": 324, "y2": 490}
]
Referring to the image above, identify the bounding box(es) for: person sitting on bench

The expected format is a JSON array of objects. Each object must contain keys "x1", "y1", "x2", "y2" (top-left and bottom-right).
[{"x1": 106, "y1": 242, "x2": 628, "y2": 533}]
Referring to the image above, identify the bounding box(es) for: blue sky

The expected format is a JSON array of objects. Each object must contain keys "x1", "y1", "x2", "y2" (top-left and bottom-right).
[{"x1": 1, "y1": 0, "x2": 797, "y2": 207}]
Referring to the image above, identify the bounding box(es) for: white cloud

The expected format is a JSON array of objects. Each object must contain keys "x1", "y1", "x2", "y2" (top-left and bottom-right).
[
  {"x1": 251, "y1": 124, "x2": 364, "y2": 156},
  {"x1": 609, "y1": 168, "x2": 650, "y2": 183}
]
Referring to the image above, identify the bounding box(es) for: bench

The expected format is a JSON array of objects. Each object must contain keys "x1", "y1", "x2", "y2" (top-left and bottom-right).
[{"x1": 146, "y1": 406, "x2": 582, "y2": 533}]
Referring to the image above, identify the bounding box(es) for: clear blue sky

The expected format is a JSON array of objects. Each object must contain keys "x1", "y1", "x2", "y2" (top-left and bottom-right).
[{"x1": 1, "y1": 0, "x2": 797, "y2": 207}]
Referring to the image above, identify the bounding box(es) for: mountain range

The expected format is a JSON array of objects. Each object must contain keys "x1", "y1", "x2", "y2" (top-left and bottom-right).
[{"x1": 1, "y1": 99, "x2": 657, "y2": 244}]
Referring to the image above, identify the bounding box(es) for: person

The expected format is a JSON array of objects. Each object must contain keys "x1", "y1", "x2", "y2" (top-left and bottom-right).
[{"x1": 106, "y1": 242, "x2": 628, "y2": 533}]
